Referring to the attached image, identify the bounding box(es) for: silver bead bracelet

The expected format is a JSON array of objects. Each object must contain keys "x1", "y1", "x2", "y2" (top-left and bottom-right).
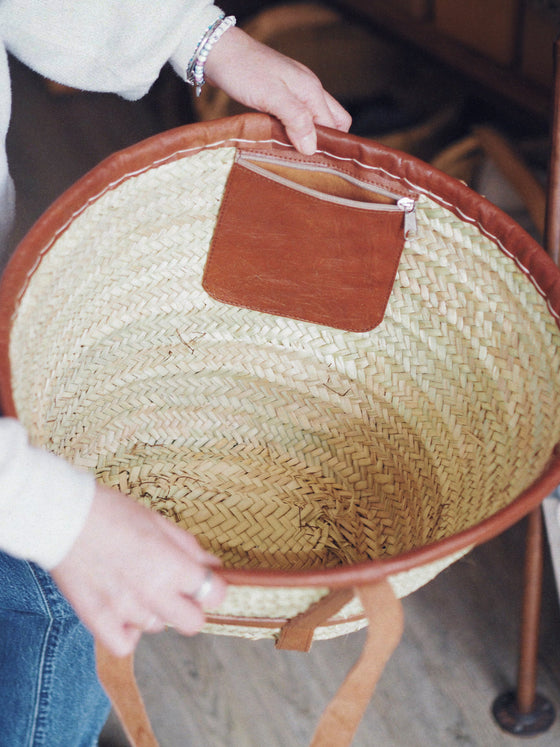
[{"x1": 186, "y1": 14, "x2": 237, "y2": 97}]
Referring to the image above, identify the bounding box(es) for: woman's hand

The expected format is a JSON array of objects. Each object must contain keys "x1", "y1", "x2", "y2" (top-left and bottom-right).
[
  {"x1": 51, "y1": 485, "x2": 227, "y2": 657},
  {"x1": 204, "y1": 27, "x2": 352, "y2": 155}
]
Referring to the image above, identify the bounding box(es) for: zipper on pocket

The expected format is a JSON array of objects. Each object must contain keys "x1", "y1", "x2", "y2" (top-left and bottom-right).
[
  {"x1": 397, "y1": 197, "x2": 417, "y2": 237},
  {"x1": 236, "y1": 152, "x2": 417, "y2": 236}
]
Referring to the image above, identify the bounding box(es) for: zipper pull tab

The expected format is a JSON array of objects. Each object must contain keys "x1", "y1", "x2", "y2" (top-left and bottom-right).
[{"x1": 398, "y1": 197, "x2": 417, "y2": 237}]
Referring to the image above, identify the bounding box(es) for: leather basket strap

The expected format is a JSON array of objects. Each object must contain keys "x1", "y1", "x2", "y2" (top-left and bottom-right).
[
  {"x1": 96, "y1": 641, "x2": 158, "y2": 747},
  {"x1": 275, "y1": 587, "x2": 355, "y2": 652},
  {"x1": 310, "y1": 579, "x2": 404, "y2": 747},
  {"x1": 95, "y1": 578, "x2": 403, "y2": 747}
]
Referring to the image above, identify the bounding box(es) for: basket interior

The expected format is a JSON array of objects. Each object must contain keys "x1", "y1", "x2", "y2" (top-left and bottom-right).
[{"x1": 9, "y1": 145, "x2": 560, "y2": 573}]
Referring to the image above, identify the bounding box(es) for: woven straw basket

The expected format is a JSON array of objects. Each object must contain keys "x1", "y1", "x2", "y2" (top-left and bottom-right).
[{"x1": 1, "y1": 113, "x2": 560, "y2": 746}]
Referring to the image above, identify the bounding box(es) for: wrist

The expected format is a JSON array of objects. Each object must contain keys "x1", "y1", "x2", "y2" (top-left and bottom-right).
[{"x1": 185, "y1": 14, "x2": 237, "y2": 97}]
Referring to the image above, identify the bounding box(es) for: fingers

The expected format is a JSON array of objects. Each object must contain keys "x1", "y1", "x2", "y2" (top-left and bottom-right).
[
  {"x1": 103, "y1": 563, "x2": 226, "y2": 655},
  {"x1": 74, "y1": 595, "x2": 146, "y2": 658},
  {"x1": 51, "y1": 486, "x2": 228, "y2": 659},
  {"x1": 191, "y1": 568, "x2": 215, "y2": 604},
  {"x1": 125, "y1": 567, "x2": 226, "y2": 651},
  {"x1": 270, "y1": 92, "x2": 345, "y2": 156},
  {"x1": 135, "y1": 613, "x2": 166, "y2": 634},
  {"x1": 281, "y1": 109, "x2": 317, "y2": 156},
  {"x1": 324, "y1": 90, "x2": 353, "y2": 133},
  {"x1": 148, "y1": 564, "x2": 227, "y2": 618},
  {"x1": 76, "y1": 567, "x2": 226, "y2": 658},
  {"x1": 265, "y1": 71, "x2": 352, "y2": 156},
  {"x1": 203, "y1": 28, "x2": 352, "y2": 155},
  {"x1": 285, "y1": 64, "x2": 351, "y2": 133},
  {"x1": 104, "y1": 627, "x2": 143, "y2": 659}
]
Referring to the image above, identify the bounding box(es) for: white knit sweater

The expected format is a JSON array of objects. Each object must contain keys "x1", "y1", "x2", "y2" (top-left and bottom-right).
[{"x1": 0, "y1": 0, "x2": 222, "y2": 569}]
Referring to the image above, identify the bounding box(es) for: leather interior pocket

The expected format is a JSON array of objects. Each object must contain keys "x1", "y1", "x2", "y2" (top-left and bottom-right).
[{"x1": 202, "y1": 153, "x2": 416, "y2": 332}]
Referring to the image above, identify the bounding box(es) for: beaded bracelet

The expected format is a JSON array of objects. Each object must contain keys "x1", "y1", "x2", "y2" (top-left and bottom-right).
[{"x1": 186, "y1": 14, "x2": 237, "y2": 97}]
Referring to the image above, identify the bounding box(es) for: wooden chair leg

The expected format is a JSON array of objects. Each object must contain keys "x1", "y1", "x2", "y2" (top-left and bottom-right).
[{"x1": 492, "y1": 508, "x2": 555, "y2": 735}]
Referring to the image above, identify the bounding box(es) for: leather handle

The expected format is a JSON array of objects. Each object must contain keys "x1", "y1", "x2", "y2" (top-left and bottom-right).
[
  {"x1": 275, "y1": 588, "x2": 355, "y2": 652},
  {"x1": 95, "y1": 579, "x2": 403, "y2": 747},
  {"x1": 310, "y1": 579, "x2": 404, "y2": 747},
  {"x1": 96, "y1": 641, "x2": 159, "y2": 747}
]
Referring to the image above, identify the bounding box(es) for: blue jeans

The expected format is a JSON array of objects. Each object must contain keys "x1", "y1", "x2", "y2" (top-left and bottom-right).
[{"x1": 0, "y1": 551, "x2": 110, "y2": 746}]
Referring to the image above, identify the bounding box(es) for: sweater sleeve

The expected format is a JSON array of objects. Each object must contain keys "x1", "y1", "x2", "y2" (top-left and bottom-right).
[
  {"x1": 0, "y1": 44, "x2": 15, "y2": 250},
  {"x1": 0, "y1": 419, "x2": 95, "y2": 569},
  {"x1": 0, "y1": 0, "x2": 223, "y2": 100}
]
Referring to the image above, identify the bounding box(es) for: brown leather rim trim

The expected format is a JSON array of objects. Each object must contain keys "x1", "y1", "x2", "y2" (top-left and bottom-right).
[{"x1": 1, "y1": 113, "x2": 559, "y2": 589}]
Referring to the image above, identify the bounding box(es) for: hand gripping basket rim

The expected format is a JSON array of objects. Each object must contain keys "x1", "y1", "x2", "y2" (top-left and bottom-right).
[{"x1": 0, "y1": 113, "x2": 559, "y2": 593}]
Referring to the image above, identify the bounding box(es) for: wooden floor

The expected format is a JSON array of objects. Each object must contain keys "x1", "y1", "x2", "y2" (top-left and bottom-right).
[
  {"x1": 105, "y1": 522, "x2": 560, "y2": 747},
  {"x1": 5, "y1": 55, "x2": 560, "y2": 747}
]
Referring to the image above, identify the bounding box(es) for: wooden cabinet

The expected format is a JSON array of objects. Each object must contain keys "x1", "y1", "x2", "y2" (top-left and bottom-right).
[
  {"x1": 521, "y1": 1, "x2": 560, "y2": 87},
  {"x1": 335, "y1": 0, "x2": 557, "y2": 118},
  {"x1": 434, "y1": 0, "x2": 520, "y2": 66}
]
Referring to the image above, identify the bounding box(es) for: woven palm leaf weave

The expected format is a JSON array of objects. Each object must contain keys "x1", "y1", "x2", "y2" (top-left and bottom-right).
[{"x1": 3, "y1": 115, "x2": 560, "y2": 641}]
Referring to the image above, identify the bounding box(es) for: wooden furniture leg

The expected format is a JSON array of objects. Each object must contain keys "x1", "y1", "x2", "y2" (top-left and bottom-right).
[
  {"x1": 492, "y1": 509, "x2": 555, "y2": 734},
  {"x1": 517, "y1": 508, "x2": 546, "y2": 715}
]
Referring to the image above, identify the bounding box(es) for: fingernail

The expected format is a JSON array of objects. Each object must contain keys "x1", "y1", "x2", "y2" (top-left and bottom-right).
[{"x1": 299, "y1": 133, "x2": 316, "y2": 155}]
